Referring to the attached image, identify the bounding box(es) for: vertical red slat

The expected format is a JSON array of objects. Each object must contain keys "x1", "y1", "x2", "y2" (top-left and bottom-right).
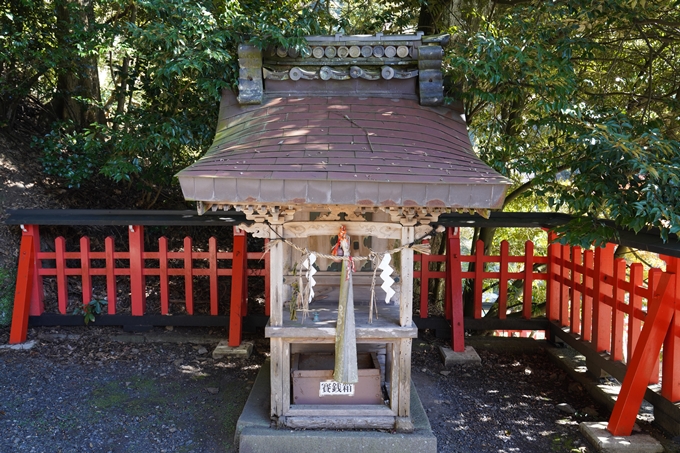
[
  {"x1": 55, "y1": 237, "x2": 68, "y2": 314},
  {"x1": 159, "y1": 237, "x2": 169, "y2": 315},
  {"x1": 522, "y1": 241, "x2": 534, "y2": 319},
  {"x1": 241, "y1": 238, "x2": 249, "y2": 318},
  {"x1": 560, "y1": 244, "x2": 571, "y2": 327},
  {"x1": 611, "y1": 259, "x2": 626, "y2": 362},
  {"x1": 607, "y1": 274, "x2": 675, "y2": 436},
  {"x1": 498, "y1": 241, "x2": 509, "y2": 319},
  {"x1": 229, "y1": 227, "x2": 247, "y2": 347},
  {"x1": 546, "y1": 232, "x2": 560, "y2": 322},
  {"x1": 419, "y1": 253, "x2": 430, "y2": 318},
  {"x1": 128, "y1": 225, "x2": 146, "y2": 316},
  {"x1": 9, "y1": 235, "x2": 34, "y2": 344},
  {"x1": 648, "y1": 269, "x2": 661, "y2": 384},
  {"x1": 474, "y1": 240, "x2": 484, "y2": 319},
  {"x1": 444, "y1": 244, "x2": 452, "y2": 321},
  {"x1": 209, "y1": 237, "x2": 219, "y2": 315},
  {"x1": 593, "y1": 243, "x2": 615, "y2": 353},
  {"x1": 264, "y1": 239, "x2": 271, "y2": 317},
  {"x1": 662, "y1": 256, "x2": 680, "y2": 402},
  {"x1": 80, "y1": 236, "x2": 92, "y2": 306},
  {"x1": 447, "y1": 228, "x2": 464, "y2": 352},
  {"x1": 582, "y1": 250, "x2": 594, "y2": 342},
  {"x1": 184, "y1": 237, "x2": 194, "y2": 315},
  {"x1": 627, "y1": 263, "x2": 643, "y2": 361},
  {"x1": 23, "y1": 225, "x2": 44, "y2": 316},
  {"x1": 105, "y1": 237, "x2": 117, "y2": 314},
  {"x1": 570, "y1": 247, "x2": 582, "y2": 334}
]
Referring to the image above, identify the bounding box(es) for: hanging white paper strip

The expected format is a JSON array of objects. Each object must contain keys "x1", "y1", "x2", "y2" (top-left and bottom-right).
[
  {"x1": 379, "y1": 254, "x2": 395, "y2": 304},
  {"x1": 303, "y1": 253, "x2": 317, "y2": 304}
]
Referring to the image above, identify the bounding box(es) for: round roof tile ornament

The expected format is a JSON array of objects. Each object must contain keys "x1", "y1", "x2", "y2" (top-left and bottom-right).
[
  {"x1": 373, "y1": 46, "x2": 385, "y2": 57},
  {"x1": 396, "y1": 45, "x2": 409, "y2": 58},
  {"x1": 300, "y1": 46, "x2": 312, "y2": 58},
  {"x1": 287, "y1": 47, "x2": 299, "y2": 58},
  {"x1": 320, "y1": 66, "x2": 332, "y2": 80},
  {"x1": 276, "y1": 47, "x2": 288, "y2": 58},
  {"x1": 312, "y1": 46, "x2": 325, "y2": 58},
  {"x1": 289, "y1": 67, "x2": 303, "y2": 80},
  {"x1": 324, "y1": 46, "x2": 337, "y2": 58},
  {"x1": 348, "y1": 45, "x2": 361, "y2": 58},
  {"x1": 384, "y1": 45, "x2": 397, "y2": 58},
  {"x1": 381, "y1": 66, "x2": 394, "y2": 79},
  {"x1": 361, "y1": 45, "x2": 373, "y2": 57},
  {"x1": 337, "y1": 46, "x2": 349, "y2": 58}
]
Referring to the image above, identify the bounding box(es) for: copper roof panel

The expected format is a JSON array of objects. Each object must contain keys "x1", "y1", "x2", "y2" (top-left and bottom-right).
[{"x1": 177, "y1": 91, "x2": 511, "y2": 209}]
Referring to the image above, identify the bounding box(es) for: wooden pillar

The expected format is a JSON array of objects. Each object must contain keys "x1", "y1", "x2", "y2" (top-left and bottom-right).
[
  {"x1": 21, "y1": 225, "x2": 44, "y2": 316},
  {"x1": 269, "y1": 225, "x2": 284, "y2": 326},
  {"x1": 9, "y1": 235, "x2": 35, "y2": 344},
  {"x1": 400, "y1": 226, "x2": 414, "y2": 327},
  {"x1": 229, "y1": 226, "x2": 248, "y2": 347},
  {"x1": 446, "y1": 227, "x2": 465, "y2": 352}
]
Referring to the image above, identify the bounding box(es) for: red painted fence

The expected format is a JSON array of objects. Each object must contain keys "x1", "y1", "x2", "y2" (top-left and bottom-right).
[{"x1": 10, "y1": 224, "x2": 269, "y2": 347}]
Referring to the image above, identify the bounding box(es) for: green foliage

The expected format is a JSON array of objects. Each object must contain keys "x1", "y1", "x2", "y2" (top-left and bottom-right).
[
  {"x1": 445, "y1": 0, "x2": 680, "y2": 244},
  {"x1": 73, "y1": 298, "x2": 108, "y2": 325},
  {"x1": 0, "y1": 267, "x2": 16, "y2": 327}
]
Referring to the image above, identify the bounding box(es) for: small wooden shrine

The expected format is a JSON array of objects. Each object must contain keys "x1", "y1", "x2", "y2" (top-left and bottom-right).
[{"x1": 177, "y1": 33, "x2": 511, "y2": 431}]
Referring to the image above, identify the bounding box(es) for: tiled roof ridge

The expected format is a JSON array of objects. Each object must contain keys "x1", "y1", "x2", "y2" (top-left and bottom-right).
[{"x1": 237, "y1": 33, "x2": 449, "y2": 107}]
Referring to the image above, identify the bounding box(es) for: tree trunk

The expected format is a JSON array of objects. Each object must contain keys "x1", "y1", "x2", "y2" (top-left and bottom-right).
[{"x1": 51, "y1": 0, "x2": 105, "y2": 127}]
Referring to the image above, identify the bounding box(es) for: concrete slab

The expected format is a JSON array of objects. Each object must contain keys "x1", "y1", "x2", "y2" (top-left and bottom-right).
[
  {"x1": 236, "y1": 359, "x2": 437, "y2": 453},
  {"x1": 438, "y1": 345, "x2": 481, "y2": 366},
  {"x1": 0, "y1": 340, "x2": 37, "y2": 350},
  {"x1": 213, "y1": 340, "x2": 253, "y2": 359},
  {"x1": 580, "y1": 422, "x2": 663, "y2": 453}
]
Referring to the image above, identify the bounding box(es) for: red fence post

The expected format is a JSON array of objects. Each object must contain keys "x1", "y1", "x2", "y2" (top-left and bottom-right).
[
  {"x1": 608, "y1": 273, "x2": 675, "y2": 435},
  {"x1": 209, "y1": 237, "x2": 219, "y2": 316},
  {"x1": 474, "y1": 240, "x2": 485, "y2": 319},
  {"x1": 55, "y1": 237, "x2": 68, "y2": 314},
  {"x1": 80, "y1": 236, "x2": 93, "y2": 306},
  {"x1": 9, "y1": 235, "x2": 35, "y2": 344},
  {"x1": 570, "y1": 247, "x2": 582, "y2": 334},
  {"x1": 158, "y1": 237, "x2": 169, "y2": 315},
  {"x1": 419, "y1": 253, "x2": 429, "y2": 318},
  {"x1": 183, "y1": 237, "x2": 194, "y2": 315},
  {"x1": 229, "y1": 226, "x2": 248, "y2": 347},
  {"x1": 546, "y1": 232, "x2": 560, "y2": 322},
  {"x1": 105, "y1": 237, "x2": 117, "y2": 314},
  {"x1": 560, "y1": 244, "x2": 571, "y2": 327},
  {"x1": 522, "y1": 241, "x2": 534, "y2": 319},
  {"x1": 447, "y1": 227, "x2": 465, "y2": 352},
  {"x1": 661, "y1": 256, "x2": 680, "y2": 402},
  {"x1": 611, "y1": 259, "x2": 626, "y2": 362},
  {"x1": 627, "y1": 263, "x2": 643, "y2": 362},
  {"x1": 128, "y1": 225, "x2": 146, "y2": 316},
  {"x1": 593, "y1": 243, "x2": 615, "y2": 353},
  {"x1": 582, "y1": 250, "x2": 594, "y2": 342},
  {"x1": 498, "y1": 241, "x2": 509, "y2": 319},
  {"x1": 21, "y1": 225, "x2": 44, "y2": 316}
]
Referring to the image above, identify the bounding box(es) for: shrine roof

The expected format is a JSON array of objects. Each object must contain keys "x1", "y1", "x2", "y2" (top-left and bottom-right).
[
  {"x1": 176, "y1": 91, "x2": 511, "y2": 209},
  {"x1": 177, "y1": 33, "x2": 511, "y2": 211}
]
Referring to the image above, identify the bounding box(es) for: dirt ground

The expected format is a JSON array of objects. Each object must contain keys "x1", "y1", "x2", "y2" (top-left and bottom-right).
[{"x1": 4, "y1": 325, "x2": 677, "y2": 453}]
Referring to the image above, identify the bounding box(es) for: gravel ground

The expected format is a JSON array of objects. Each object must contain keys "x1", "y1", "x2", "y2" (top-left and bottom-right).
[{"x1": 0, "y1": 326, "x2": 675, "y2": 453}]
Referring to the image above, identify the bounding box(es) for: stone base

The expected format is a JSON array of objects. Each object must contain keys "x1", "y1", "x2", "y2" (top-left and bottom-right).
[
  {"x1": 212, "y1": 340, "x2": 253, "y2": 359},
  {"x1": 579, "y1": 422, "x2": 663, "y2": 453},
  {"x1": 236, "y1": 359, "x2": 437, "y2": 453},
  {"x1": 438, "y1": 345, "x2": 481, "y2": 366},
  {"x1": 0, "y1": 340, "x2": 37, "y2": 350}
]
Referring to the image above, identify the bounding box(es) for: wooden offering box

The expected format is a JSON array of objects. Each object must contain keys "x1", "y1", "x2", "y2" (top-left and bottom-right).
[{"x1": 292, "y1": 352, "x2": 383, "y2": 405}]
